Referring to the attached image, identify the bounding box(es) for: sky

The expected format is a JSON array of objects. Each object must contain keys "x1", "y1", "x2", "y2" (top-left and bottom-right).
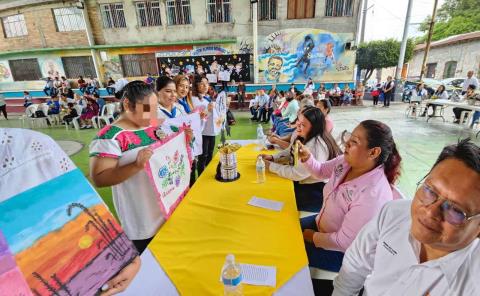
[
  {"x1": 364, "y1": 0, "x2": 446, "y2": 41},
  {"x1": 0, "y1": 169, "x2": 100, "y2": 254}
]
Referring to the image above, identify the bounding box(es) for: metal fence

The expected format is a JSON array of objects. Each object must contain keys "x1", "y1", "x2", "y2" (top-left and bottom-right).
[
  {"x1": 120, "y1": 54, "x2": 157, "y2": 77},
  {"x1": 9, "y1": 59, "x2": 42, "y2": 81},
  {"x1": 62, "y1": 56, "x2": 96, "y2": 79},
  {"x1": 207, "y1": 0, "x2": 231, "y2": 23},
  {"x1": 136, "y1": 1, "x2": 162, "y2": 27},
  {"x1": 166, "y1": 0, "x2": 192, "y2": 25},
  {"x1": 100, "y1": 3, "x2": 127, "y2": 28}
]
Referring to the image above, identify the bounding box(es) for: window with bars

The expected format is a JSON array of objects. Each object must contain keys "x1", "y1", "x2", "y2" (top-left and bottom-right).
[
  {"x1": 100, "y1": 3, "x2": 127, "y2": 28},
  {"x1": 120, "y1": 54, "x2": 157, "y2": 77},
  {"x1": 287, "y1": 0, "x2": 315, "y2": 19},
  {"x1": 62, "y1": 56, "x2": 96, "y2": 78},
  {"x1": 9, "y1": 59, "x2": 42, "y2": 81},
  {"x1": 136, "y1": 1, "x2": 162, "y2": 27},
  {"x1": 325, "y1": 0, "x2": 353, "y2": 17},
  {"x1": 207, "y1": 0, "x2": 231, "y2": 23},
  {"x1": 2, "y1": 14, "x2": 28, "y2": 38},
  {"x1": 443, "y1": 61, "x2": 457, "y2": 79},
  {"x1": 258, "y1": 0, "x2": 277, "y2": 20},
  {"x1": 53, "y1": 7, "x2": 85, "y2": 32},
  {"x1": 166, "y1": 0, "x2": 192, "y2": 25}
]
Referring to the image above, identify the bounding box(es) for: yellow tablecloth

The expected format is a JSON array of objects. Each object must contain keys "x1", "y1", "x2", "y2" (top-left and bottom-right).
[{"x1": 149, "y1": 144, "x2": 308, "y2": 295}]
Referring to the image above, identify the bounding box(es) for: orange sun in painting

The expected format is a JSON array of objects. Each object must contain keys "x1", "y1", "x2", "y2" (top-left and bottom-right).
[{"x1": 78, "y1": 235, "x2": 94, "y2": 249}]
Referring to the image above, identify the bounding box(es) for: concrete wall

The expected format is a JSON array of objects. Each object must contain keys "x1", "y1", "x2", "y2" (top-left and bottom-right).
[{"x1": 408, "y1": 40, "x2": 480, "y2": 80}]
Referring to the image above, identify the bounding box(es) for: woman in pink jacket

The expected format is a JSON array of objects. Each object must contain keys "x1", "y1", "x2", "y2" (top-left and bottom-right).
[{"x1": 297, "y1": 120, "x2": 402, "y2": 272}]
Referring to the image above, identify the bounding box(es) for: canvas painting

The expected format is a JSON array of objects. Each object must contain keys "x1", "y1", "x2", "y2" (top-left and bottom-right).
[
  {"x1": 145, "y1": 129, "x2": 193, "y2": 218},
  {"x1": 0, "y1": 169, "x2": 137, "y2": 296}
]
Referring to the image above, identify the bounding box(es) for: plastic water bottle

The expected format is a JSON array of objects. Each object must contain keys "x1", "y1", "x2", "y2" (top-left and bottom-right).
[
  {"x1": 222, "y1": 254, "x2": 243, "y2": 296},
  {"x1": 256, "y1": 156, "x2": 266, "y2": 184},
  {"x1": 256, "y1": 124, "x2": 265, "y2": 149}
]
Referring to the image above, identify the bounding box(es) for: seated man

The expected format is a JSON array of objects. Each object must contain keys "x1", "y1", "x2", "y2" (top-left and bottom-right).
[{"x1": 333, "y1": 139, "x2": 480, "y2": 296}]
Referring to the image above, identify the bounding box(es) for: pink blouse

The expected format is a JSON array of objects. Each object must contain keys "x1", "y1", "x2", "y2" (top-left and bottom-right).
[{"x1": 304, "y1": 155, "x2": 394, "y2": 252}]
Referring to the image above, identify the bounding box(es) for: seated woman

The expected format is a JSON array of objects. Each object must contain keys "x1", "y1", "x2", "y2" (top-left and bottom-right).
[
  {"x1": 79, "y1": 96, "x2": 99, "y2": 129},
  {"x1": 421, "y1": 84, "x2": 448, "y2": 117},
  {"x1": 260, "y1": 106, "x2": 341, "y2": 212},
  {"x1": 409, "y1": 83, "x2": 428, "y2": 115},
  {"x1": 62, "y1": 103, "x2": 78, "y2": 125},
  {"x1": 453, "y1": 84, "x2": 477, "y2": 124},
  {"x1": 297, "y1": 120, "x2": 401, "y2": 272},
  {"x1": 341, "y1": 85, "x2": 353, "y2": 105}
]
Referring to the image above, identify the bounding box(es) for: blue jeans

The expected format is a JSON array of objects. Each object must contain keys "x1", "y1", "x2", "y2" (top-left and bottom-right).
[
  {"x1": 471, "y1": 111, "x2": 480, "y2": 127},
  {"x1": 300, "y1": 215, "x2": 344, "y2": 272},
  {"x1": 294, "y1": 181, "x2": 325, "y2": 212}
]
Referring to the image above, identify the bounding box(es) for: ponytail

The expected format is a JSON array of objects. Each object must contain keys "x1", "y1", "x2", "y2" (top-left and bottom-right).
[{"x1": 384, "y1": 142, "x2": 402, "y2": 184}]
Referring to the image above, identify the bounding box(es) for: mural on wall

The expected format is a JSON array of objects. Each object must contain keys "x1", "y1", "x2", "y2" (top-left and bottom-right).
[
  {"x1": 38, "y1": 57, "x2": 65, "y2": 79},
  {"x1": 157, "y1": 54, "x2": 250, "y2": 82},
  {"x1": 0, "y1": 61, "x2": 13, "y2": 83},
  {"x1": 103, "y1": 56, "x2": 123, "y2": 81},
  {"x1": 258, "y1": 29, "x2": 355, "y2": 83}
]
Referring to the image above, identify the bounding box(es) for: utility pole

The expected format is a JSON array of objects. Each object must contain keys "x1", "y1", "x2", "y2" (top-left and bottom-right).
[
  {"x1": 252, "y1": 0, "x2": 259, "y2": 84},
  {"x1": 394, "y1": 0, "x2": 413, "y2": 83},
  {"x1": 359, "y1": 0, "x2": 368, "y2": 44},
  {"x1": 419, "y1": 0, "x2": 439, "y2": 81}
]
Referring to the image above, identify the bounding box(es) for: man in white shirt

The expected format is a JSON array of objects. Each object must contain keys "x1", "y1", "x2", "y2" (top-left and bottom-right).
[
  {"x1": 257, "y1": 89, "x2": 270, "y2": 122},
  {"x1": 462, "y1": 70, "x2": 479, "y2": 94},
  {"x1": 333, "y1": 139, "x2": 480, "y2": 296}
]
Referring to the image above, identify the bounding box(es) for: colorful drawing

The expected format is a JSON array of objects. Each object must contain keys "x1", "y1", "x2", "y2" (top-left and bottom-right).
[
  {"x1": 258, "y1": 29, "x2": 355, "y2": 83},
  {"x1": 38, "y1": 57, "x2": 65, "y2": 79},
  {"x1": 103, "y1": 56, "x2": 123, "y2": 81},
  {"x1": 145, "y1": 129, "x2": 193, "y2": 218},
  {"x1": 0, "y1": 61, "x2": 13, "y2": 83},
  {"x1": 0, "y1": 169, "x2": 137, "y2": 296}
]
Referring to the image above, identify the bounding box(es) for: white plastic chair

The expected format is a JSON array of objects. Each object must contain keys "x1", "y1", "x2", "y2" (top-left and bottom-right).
[
  {"x1": 93, "y1": 103, "x2": 115, "y2": 128},
  {"x1": 27, "y1": 104, "x2": 50, "y2": 128},
  {"x1": 405, "y1": 101, "x2": 425, "y2": 119},
  {"x1": 64, "y1": 105, "x2": 83, "y2": 130}
]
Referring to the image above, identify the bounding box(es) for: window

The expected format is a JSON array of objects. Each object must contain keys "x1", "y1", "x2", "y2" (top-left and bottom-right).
[
  {"x1": 9, "y1": 59, "x2": 42, "y2": 81},
  {"x1": 257, "y1": 0, "x2": 277, "y2": 20},
  {"x1": 207, "y1": 0, "x2": 231, "y2": 23},
  {"x1": 166, "y1": 0, "x2": 192, "y2": 25},
  {"x1": 120, "y1": 54, "x2": 157, "y2": 77},
  {"x1": 287, "y1": 0, "x2": 315, "y2": 19},
  {"x1": 52, "y1": 7, "x2": 85, "y2": 32},
  {"x1": 426, "y1": 63, "x2": 437, "y2": 79},
  {"x1": 136, "y1": 1, "x2": 162, "y2": 27},
  {"x1": 62, "y1": 56, "x2": 96, "y2": 78},
  {"x1": 443, "y1": 61, "x2": 457, "y2": 79},
  {"x1": 325, "y1": 0, "x2": 353, "y2": 17},
  {"x1": 100, "y1": 3, "x2": 126, "y2": 28},
  {"x1": 2, "y1": 14, "x2": 28, "y2": 38}
]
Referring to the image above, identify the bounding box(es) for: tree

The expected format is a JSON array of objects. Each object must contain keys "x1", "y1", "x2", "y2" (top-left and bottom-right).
[
  {"x1": 356, "y1": 39, "x2": 414, "y2": 84},
  {"x1": 418, "y1": 0, "x2": 480, "y2": 42}
]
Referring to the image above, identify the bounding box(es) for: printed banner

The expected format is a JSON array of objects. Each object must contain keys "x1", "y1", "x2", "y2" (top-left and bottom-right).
[
  {"x1": 145, "y1": 129, "x2": 193, "y2": 218},
  {"x1": 258, "y1": 28, "x2": 355, "y2": 83},
  {"x1": 0, "y1": 169, "x2": 137, "y2": 296},
  {"x1": 158, "y1": 54, "x2": 250, "y2": 82}
]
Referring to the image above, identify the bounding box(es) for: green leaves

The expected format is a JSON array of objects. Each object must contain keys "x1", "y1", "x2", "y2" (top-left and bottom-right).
[{"x1": 356, "y1": 39, "x2": 414, "y2": 71}]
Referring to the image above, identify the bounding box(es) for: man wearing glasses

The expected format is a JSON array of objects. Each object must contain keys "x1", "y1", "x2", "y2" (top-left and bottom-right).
[{"x1": 333, "y1": 139, "x2": 480, "y2": 296}]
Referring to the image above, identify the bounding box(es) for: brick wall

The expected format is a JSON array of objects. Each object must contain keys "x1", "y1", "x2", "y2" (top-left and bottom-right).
[{"x1": 0, "y1": 2, "x2": 90, "y2": 52}]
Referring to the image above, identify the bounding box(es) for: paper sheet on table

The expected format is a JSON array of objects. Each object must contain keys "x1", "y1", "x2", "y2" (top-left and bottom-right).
[
  {"x1": 248, "y1": 196, "x2": 284, "y2": 211},
  {"x1": 220, "y1": 264, "x2": 277, "y2": 287}
]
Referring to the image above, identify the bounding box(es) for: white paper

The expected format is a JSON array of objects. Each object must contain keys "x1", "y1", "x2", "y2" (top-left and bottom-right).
[
  {"x1": 220, "y1": 264, "x2": 276, "y2": 287},
  {"x1": 240, "y1": 264, "x2": 276, "y2": 287},
  {"x1": 164, "y1": 112, "x2": 202, "y2": 156},
  {"x1": 248, "y1": 196, "x2": 284, "y2": 212}
]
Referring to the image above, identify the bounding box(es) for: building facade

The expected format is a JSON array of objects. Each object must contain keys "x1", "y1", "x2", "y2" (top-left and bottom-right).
[
  {"x1": 408, "y1": 31, "x2": 480, "y2": 80},
  {"x1": 0, "y1": 0, "x2": 361, "y2": 91}
]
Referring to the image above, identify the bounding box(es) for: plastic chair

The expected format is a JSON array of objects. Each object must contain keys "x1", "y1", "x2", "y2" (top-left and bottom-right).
[
  {"x1": 64, "y1": 105, "x2": 83, "y2": 130},
  {"x1": 93, "y1": 103, "x2": 115, "y2": 128}
]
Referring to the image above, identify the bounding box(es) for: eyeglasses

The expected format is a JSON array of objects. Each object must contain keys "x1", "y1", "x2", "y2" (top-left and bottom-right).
[{"x1": 416, "y1": 182, "x2": 480, "y2": 226}]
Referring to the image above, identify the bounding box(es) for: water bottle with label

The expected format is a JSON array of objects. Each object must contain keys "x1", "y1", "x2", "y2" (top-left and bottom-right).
[
  {"x1": 256, "y1": 124, "x2": 265, "y2": 149},
  {"x1": 222, "y1": 254, "x2": 243, "y2": 296},
  {"x1": 256, "y1": 156, "x2": 266, "y2": 184}
]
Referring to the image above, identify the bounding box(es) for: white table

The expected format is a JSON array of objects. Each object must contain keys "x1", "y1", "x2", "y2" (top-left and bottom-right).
[
  {"x1": 120, "y1": 249, "x2": 314, "y2": 295},
  {"x1": 424, "y1": 99, "x2": 480, "y2": 124}
]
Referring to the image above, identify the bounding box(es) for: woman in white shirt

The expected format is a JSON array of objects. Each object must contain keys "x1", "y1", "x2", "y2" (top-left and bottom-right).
[
  {"x1": 410, "y1": 83, "x2": 428, "y2": 114},
  {"x1": 304, "y1": 78, "x2": 315, "y2": 95},
  {"x1": 421, "y1": 84, "x2": 448, "y2": 117},
  {"x1": 156, "y1": 76, "x2": 188, "y2": 120},
  {"x1": 259, "y1": 106, "x2": 341, "y2": 212}
]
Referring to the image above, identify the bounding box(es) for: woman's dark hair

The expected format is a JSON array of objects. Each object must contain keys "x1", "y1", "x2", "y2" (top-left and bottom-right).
[
  {"x1": 317, "y1": 100, "x2": 331, "y2": 114},
  {"x1": 432, "y1": 138, "x2": 480, "y2": 174},
  {"x1": 437, "y1": 85, "x2": 446, "y2": 94},
  {"x1": 156, "y1": 75, "x2": 175, "y2": 92},
  {"x1": 120, "y1": 80, "x2": 154, "y2": 113},
  {"x1": 192, "y1": 74, "x2": 207, "y2": 96},
  {"x1": 67, "y1": 102, "x2": 74, "y2": 108},
  {"x1": 360, "y1": 120, "x2": 402, "y2": 184},
  {"x1": 468, "y1": 84, "x2": 477, "y2": 91},
  {"x1": 279, "y1": 90, "x2": 285, "y2": 96},
  {"x1": 296, "y1": 106, "x2": 341, "y2": 160}
]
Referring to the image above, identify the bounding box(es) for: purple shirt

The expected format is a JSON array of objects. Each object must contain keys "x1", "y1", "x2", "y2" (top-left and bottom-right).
[{"x1": 304, "y1": 155, "x2": 395, "y2": 252}]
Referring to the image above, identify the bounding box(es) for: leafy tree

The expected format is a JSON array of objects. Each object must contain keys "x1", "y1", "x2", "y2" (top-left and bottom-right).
[
  {"x1": 418, "y1": 0, "x2": 480, "y2": 42},
  {"x1": 356, "y1": 39, "x2": 414, "y2": 84}
]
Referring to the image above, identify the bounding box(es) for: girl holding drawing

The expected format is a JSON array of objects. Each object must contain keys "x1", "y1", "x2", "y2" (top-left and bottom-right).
[{"x1": 89, "y1": 81, "x2": 191, "y2": 254}]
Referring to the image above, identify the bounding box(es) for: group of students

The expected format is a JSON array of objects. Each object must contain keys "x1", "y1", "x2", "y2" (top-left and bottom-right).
[{"x1": 89, "y1": 74, "x2": 227, "y2": 254}]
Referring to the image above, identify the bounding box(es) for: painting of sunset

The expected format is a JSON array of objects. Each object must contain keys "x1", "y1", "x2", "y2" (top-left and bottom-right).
[{"x1": 0, "y1": 169, "x2": 137, "y2": 296}]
